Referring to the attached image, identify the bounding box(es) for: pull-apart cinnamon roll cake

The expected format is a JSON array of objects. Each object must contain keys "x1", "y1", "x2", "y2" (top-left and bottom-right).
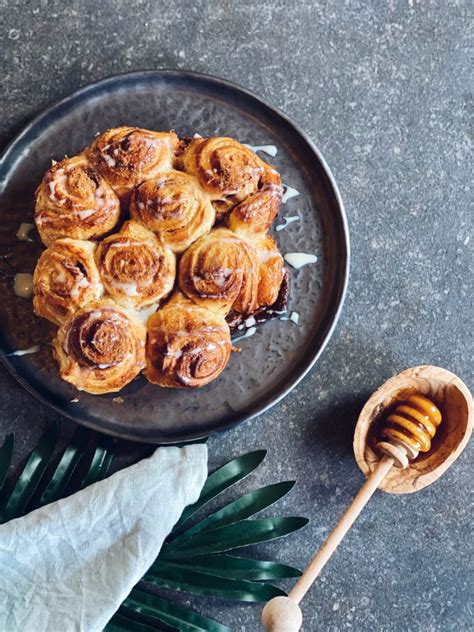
[{"x1": 32, "y1": 128, "x2": 288, "y2": 393}]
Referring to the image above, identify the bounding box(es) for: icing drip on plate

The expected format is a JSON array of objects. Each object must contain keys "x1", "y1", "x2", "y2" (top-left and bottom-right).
[
  {"x1": 244, "y1": 144, "x2": 278, "y2": 158},
  {"x1": 232, "y1": 326, "x2": 257, "y2": 343},
  {"x1": 281, "y1": 185, "x2": 300, "y2": 204},
  {"x1": 16, "y1": 223, "x2": 35, "y2": 241},
  {"x1": 276, "y1": 215, "x2": 300, "y2": 232},
  {"x1": 5, "y1": 345, "x2": 41, "y2": 357},
  {"x1": 284, "y1": 252, "x2": 317, "y2": 269},
  {"x1": 13, "y1": 273, "x2": 34, "y2": 299}
]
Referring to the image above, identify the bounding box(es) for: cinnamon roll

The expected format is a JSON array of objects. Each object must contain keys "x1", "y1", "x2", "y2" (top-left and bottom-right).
[
  {"x1": 130, "y1": 170, "x2": 215, "y2": 253},
  {"x1": 253, "y1": 234, "x2": 285, "y2": 308},
  {"x1": 145, "y1": 293, "x2": 231, "y2": 388},
  {"x1": 33, "y1": 238, "x2": 104, "y2": 325},
  {"x1": 181, "y1": 137, "x2": 266, "y2": 213},
  {"x1": 53, "y1": 301, "x2": 146, "y2": 394},
  {"x1": 228, "y1": 165, "x2": 282, "y2": 236},
  {"x1": 87, "y1": 127, "x2": 179, "y2": 200},
  {"x1": 95, "y1": 220, "x2": 176, "y2": 310},
  {"x1": 34, "y1": 154, "x2": 121, "y2": 246},
  {"x1": 178, "y1": 228, "x2": 260, "y2": 315}
]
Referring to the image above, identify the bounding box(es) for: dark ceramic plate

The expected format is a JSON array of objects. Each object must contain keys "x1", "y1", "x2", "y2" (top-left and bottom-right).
[{"x1": 0, "y1": 70, "x2": 349, "y2": 443}]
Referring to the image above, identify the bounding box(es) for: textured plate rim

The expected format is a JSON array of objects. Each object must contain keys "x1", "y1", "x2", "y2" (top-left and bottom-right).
[{"x1": 0, "y1": 69, "x2": 350, "y2": 444}]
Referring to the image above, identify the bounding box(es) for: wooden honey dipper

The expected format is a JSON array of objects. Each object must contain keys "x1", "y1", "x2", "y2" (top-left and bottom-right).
[{"x1": 262, "y1": 365, "x2": 473, "y2": 632}]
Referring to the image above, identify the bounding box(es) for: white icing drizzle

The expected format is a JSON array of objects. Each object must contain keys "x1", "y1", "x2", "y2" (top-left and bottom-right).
[
  {"x1": 16, "y1": 223, "x2": 35, "y2": 241},
  {"x1": 70, "y1": 276, "x2": 90, "y2": 301},
  {"x1": 244, "y1": 144, "x2": 278, "y2": 158},
  {"x1": 75, "y1": 209, "x2": 96, "y2": 220},
  {"x1": 280, "y1": 311, "x2": 300, "y2": 325},
  {"x1": 13, "y1": 273, "x2": 34, "y2": 299},
  {"x1": 282, "y1": 185, "x2": 300, "y2": 204},
  {"x1": 135, "y1": 303, "x2": 159, "y2": 324},
  {"x1": 103, "y1": 154, "x2": 116, "y2": 168},
  {"x1": 284, "y1": 252, "x2": 318, "y2": 269},
  {"x1": 233, "y1": 326, "x2": 257, "y2": 343},
  {"x1": 111, "y1": 280, "x2": 139, "y2": 296},
  {"x1": 276, "y1": 215, "x2": 300, "y2": 232},
  {"x1": 244, "y1": 316, "x2": 256, "y2": 328},
  {"x1": 6, "y1": 345, "x2": 40, "y2": 357}
]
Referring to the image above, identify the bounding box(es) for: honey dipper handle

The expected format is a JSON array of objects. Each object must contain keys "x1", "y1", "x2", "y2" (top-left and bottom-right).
[{"x1": 289, "y1": 455, "x2": 394, "y2": 604}]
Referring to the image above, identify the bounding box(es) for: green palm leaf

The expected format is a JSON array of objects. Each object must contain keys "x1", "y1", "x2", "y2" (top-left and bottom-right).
[
  {"x1": 122, "y1": 589, "x2": 230, "y2": 632},
  {"x1": 80, "y1": 440, "x2": 114, "y2": 489},
  {"x1": 39, "y1": 428, "x2": 85, "y2": 506},
  {"x1": 143, "y1": 563, "x2": 286, "y2": 602},
  {"x1": 168, "y1": 481, "x2": 295, "y2": 546},
  {"x1": 0, "y1": 433, "x2": 14, "y2": 492},
  {"x1": 170, "y1": 450, "x2": 266, "y2": 536},
  {"x1": 108, "y1": 612, "x2": 176, "y2": 632},
  {"x1": 0, "y1": 427, "x2": 307, "y2": 631},
  {"x1": 150, "y1": 555, "x2": 301, "y2": 581},
  {"x1": 0, "y1": 423, "x2": 57, "y2": 523},
  {"x1": 162, "y1": 517, "x2": 308, "y2": 560}
]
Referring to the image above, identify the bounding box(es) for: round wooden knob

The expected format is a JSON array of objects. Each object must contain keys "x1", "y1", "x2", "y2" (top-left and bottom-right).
[
  {"x1": 354, "y1": 365, "x2": 473, "y2": 494},
  {"x1": 262, "y1": 596, "x2": 303, "y2": 632}
]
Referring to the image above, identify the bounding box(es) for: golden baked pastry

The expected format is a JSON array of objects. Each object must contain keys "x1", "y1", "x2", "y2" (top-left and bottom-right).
[
  {"x1": 95, "y1": 220, "x2": 176, "y2": 310},
  {"x1": 145, "y1": 293, "x2": 232, "y2": 388},
  {"x1": 228, "y1": 165, "x2": 282, "y2": 236},
  {"x1": 87, "y1": 127, "x2": 179, "y2": 201},
  {"x1": 53, "y1": 301, "x2": 146, "y2": 394},
  {"x1": 178, "y1": 228, "x2": 260, "y2": 316},
  {"x1": 253, "y1": 234, "x2": 285, "y2": 308},
  {"x1": 182, "y1": 137, "x2": 266, "y2": 213},
  {"x1": 32, "y1": 130, "x2": 287, "y2": 393},
  {"x1": 33, "y1": 238, "x2": 103, "y2": 326},
  {"x1": 130, "y1": 170, "x2": 216, "y2": 253},
  {"x1": 34, "y1": 154, "x2": 121, "y2": 246}
]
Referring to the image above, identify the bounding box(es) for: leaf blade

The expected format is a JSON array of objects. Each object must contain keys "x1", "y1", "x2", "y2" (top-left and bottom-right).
[
  {"x1": 0, "y1": 433, "x2": 14, "y2": 493},
  {"x1": 80, "y1": 441, "x2": 114, "y2": 489},
  {"x1": 143, "y1": 563, "x2": 286, "y2": 602},
  {"x1": 151, "y1": 555, "x2": 301, "y2": 581},
  {"x1": 123, "y1": 589, "x2": 230, "y2": 632},
  {"x1": 162, "y1": 517, "x2": 309, "y2": 559},
  {"x1": 107, "y1": 612, "x2": 172, "y2": 632},
  {"x1": 169, "y1": 481, "x2": 295, "y2": 547},
  {"x1": 1, "y1": 423, "x2": 57, "y2": 522},
  {"x1": 39, "y1": 429, "x2": 86, "y2": 506},
  {"x1": 170, "y1": 450, "x2": 266, "y2": 537}
]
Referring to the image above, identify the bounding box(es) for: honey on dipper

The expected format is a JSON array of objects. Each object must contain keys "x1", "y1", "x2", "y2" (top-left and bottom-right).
[{"x1": 376, "y1": 394, "x2": 442, "y2": 468}]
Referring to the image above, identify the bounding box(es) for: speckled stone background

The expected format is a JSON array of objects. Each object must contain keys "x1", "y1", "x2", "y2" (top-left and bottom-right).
[{"x1": 1, "y1": 1, "x2": 472, "y2": 631}]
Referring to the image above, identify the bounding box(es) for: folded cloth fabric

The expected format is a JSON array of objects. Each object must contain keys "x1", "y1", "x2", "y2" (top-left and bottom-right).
[{"x1": 0, "y1": 443, "x2": 208, "y2": 632}]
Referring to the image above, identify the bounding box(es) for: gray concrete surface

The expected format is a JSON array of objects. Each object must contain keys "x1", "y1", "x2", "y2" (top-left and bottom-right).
[{"x1": 1, "y1": 1, "x2": 472, "y2": 630}]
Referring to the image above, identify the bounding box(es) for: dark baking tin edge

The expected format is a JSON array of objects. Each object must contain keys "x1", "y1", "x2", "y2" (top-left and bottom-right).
[{"x1": 0, "y1": 69, "x2": 350, "y2": 445}]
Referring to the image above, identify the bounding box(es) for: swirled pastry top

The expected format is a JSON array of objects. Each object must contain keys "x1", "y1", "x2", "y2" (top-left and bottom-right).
[
  {"x1": 34, "y1": 154, "x2": 121, "y2": 246},
  {"x1": 130, "y1": 170, "x2": 215, "y2": 253},
  {"x1": 87, "y1": 127, "x2": 179, "y2": 198},
  {"x1": 182, "y1": 137, "x2": 266, "y2": 202},
  {"x1": 178, "y1": 228, "x2": 260, "y2": 316},
  {"x1": 33, "y1": 238, "x2": 104, "y2": 326},
  {"x1": 53, "y1": 301, "x2": 146, "y2": 394},
  {"x1": 145, "y1": 293, "x2": 232, "y2": 389},
  {"x1": 95, "y1": 220, "x2": 176, "y2": 310}
]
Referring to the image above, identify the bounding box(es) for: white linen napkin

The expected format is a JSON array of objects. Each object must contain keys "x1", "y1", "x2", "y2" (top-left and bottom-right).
[{"x1": 0, "y1": 443, "x2": 208, "y2": 632}]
